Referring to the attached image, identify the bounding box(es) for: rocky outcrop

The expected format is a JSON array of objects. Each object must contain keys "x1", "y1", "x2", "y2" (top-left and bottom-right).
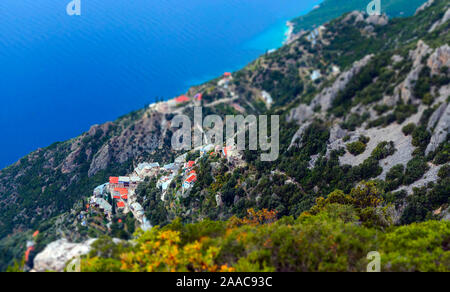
[
  {"x1": 343, "y1": 11, "x2": 365, "y2": 23},
  {"x1": 426, "y1": 103, "x2": 450, "y2": 155},
  {"x1": 394, "y1": 40, "x2": 432, "y2": 103},
  {"x1": 426, "y1": 44, "x2": 450, "y2": 75},
  {"x1": 365, "y1": 14, "x2": 389, "y2": 26},
  {"x1": 309, "y1": 55, "x2": 373, "y2": 112},
  {"x1": 287, "y1": 104, "x2": 314, "y2": 124},
  {"x1": 429, "y1": 7, "x2": 450, "y2": 32},
  {"x1": 397, "y1": 164, "x2": 443, "y2": 194},
  {"x1": 288, "y1": 121, "x2": 312, "y2": 150},
  {"x1": 324, "y1": 124, "x2": 348, "y2": 159},
  {"x1": 415, "y1": 0, "x2": 435, "y2": 15},
  {"x1": 32, "y1": 238, "x2": 96, "y2": 272},
  {"x1": 427, "y1": 102, "x2": 447, "y2": 130},
  {"x1": 88, "y1": 144, "x2": 112, "y2": 177},
  {"x1": 343, "y1": 11, "x2": 388, "y2": 26}
]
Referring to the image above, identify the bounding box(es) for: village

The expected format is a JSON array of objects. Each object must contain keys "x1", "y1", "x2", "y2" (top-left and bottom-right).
[
  {"x1": 82, "y1": 71, "x2": 259, "y2": 233},
  {"x1": 86, "y1": 142, "x2": 241, "y2": 232}
]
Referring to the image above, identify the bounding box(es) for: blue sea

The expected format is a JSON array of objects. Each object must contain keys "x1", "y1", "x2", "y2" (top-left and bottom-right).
[{"x1": 0, "y1": 0, "x2": 319, "y2": 169}]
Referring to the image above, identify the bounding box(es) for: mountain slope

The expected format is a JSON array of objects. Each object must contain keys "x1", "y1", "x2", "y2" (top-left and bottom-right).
[
  {"x1": 290, "y1": 0, "x2": 428, "y2": 34},
  {"x1": 1, "y1": 0, "x2": 449, "y2": 271}
]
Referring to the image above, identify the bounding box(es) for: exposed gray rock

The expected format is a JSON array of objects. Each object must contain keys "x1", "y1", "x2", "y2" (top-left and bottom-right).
[
  {"x1": 33, "y1": 238, "x2": 96, "y2": 272},
  {"x1": 287, "y1": 104, "x2": 314, "y2": 124},
  {"x1": 427, "y1": 102, "x2": 447, "y2": 131},
  {"x1": 324, "y1": 124, "x2": 350, "y2": 159},
  {"x1": 310, "y1": 55, "x2": 373, "y2": 111},
  {"x1": 365, "y1": 14, "x2": 389, "y2": 26},
  {"x1": 394, "y1": 40, "x2": 432, "y2": 103},
  {"x1": 88, "y1": 144, "x2": 112, "y2": 177},
  {"x1": 391, "y1": 54, "x2": 404, "y2": 64},
  {"x1": 426, "y1": 44, "x2": 450, "y2": 75},
  {"x1": 442, "y1": 206, "x2": 450, "y2": 221},
  {"x1": 426, "y1": 103, "x2": 450, "y2": 155},
  {"x1": 343, "y1": 11, "x2": 365, "y2": 24},
  {"x1": 397, "y1": 164, "x2": 443, "y2": 194},
  {"x1": 429, "y1": 7, "x2": 450, "y2": 32},
  {"x1": 415, "y1": 0, "x2": 435, "y2": 15},
  {"x1": 288, "y1": 121, "x2": 312, "y2": 150}
]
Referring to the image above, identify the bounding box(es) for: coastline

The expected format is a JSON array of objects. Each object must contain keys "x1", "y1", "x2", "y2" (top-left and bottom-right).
[
  {"x1": 284, "y1": 21, "x2": 295, "y2": 45},
  {"x1": 0, "y1": 1, "x2": 322, "y2": 170}
]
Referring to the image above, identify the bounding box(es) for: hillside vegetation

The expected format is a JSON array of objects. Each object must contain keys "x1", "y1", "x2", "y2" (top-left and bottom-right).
[{"x1": 2, "y1": 0, "x2": 449, "y2": 271}]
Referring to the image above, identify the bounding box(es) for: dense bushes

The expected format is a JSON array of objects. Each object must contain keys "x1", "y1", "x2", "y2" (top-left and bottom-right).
[
  {"x1": 402, "y1": 123, "x2": 416, "y2": 136},
  {"x1": 78, "y1": 183, "x2": 450, "y2": 272},
  {"x1": 412, "y1": 126, "x2": 432, "y2": 153},
  {"x1": 371, "y1": 141, "x2": 396, "y2": 160},
  {"x1": 404, "y1": 156, "x2": 429, "y2": 185},
  {"x1": 347, "y1": 141, "x2": 366, "y2": 156}
]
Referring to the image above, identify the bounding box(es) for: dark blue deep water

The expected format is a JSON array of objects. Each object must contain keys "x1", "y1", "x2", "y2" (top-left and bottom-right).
[{"x1": 0, "y1": 0, "x2": 319, "y2": 168}]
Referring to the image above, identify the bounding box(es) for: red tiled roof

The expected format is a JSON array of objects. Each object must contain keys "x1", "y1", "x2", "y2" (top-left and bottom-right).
[
  {"x1": 189, "y1": 170, "x2": 196, "y2": 175},
  {"x1": 33, "y1": 230, "x2": 39, "y2": 238},
  {"x1": 224, "y1": 72, "x2": 232, "y2": 77},
  {"x1": 195, "y1": 93, "x2": 203, "y2": 101},
  {"x1": 186, "y1": 174, "x2": 197, "y2": 183},
  {"x1": 114, "y1": 187, "x2": 128, "y2": 195},
  {"x1": 109, "y1": 177, "x2": 119, "y2": 184},
  {"x1": 187, "y1": 161, "x2": 195, "y2": 168},
  {"x1": 121, "y1": 195, "x2": 128, "y2": 200},
  {"x1": 117, "y1": 202, "x2": 125, "y2": 208},
  {"x1": 175, "y1": 95, "x2": 190, "y2": 103}
]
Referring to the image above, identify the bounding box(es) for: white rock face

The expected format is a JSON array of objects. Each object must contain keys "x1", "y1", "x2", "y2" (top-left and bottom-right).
[
  {"x1": 427, "y1": 44, "x2": 450, "y2": 75},
  {"x1": 309, "y1": 55, "x2": 373, "y2": 112},
  {"x1": 397, "y1": 164, "x2": 443, "y2": 194},
  {"x1": 394, "y1": 40, "x2": 432, "y2": 103},
  {"x1": 33, "y1": 238, "x2": 96, "y2": 272},
  {"x1": 287, "y1": 104, "x2": 314, "y2": 124},
  {"x1": 288, "y1": 121, "x2": 312, "y2": 150},
  {"x1": 427, "y1": 103, "x2": 448, "y2": 131},
  {"x1": 429, "y1": 8, "x2": 450, "y2": 32},
  {"x1": 426, "y1": 103, "x2": 450, "y2": 155},
  {"x1": 415, "y1": 0, "x2": 435, "y2": 15},
  {"x1": 365, "y1": 14, "x2": 389, "y2": 26},
  {"x1": 340, "y1": 108, "x2": 423, "y2": 175}
]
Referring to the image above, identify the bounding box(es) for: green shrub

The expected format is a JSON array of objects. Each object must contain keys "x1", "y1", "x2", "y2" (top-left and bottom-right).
[
  {"x1": 402, "y1": 123, "x2": 416, "y2": 136},
  {"x1": 412, "y1": 126, "x2": 431, "y2": 152},
  {"x1": 386, "y1": 164, "x2": 405, "y2": 191},
  {"x1": 347, "y1": 141, "x2": 366, "y2": 156},
  {"x1": 404, "y1": 156, "x2": 429, "y2": 185},
  {"x1": 371, "y1": 141, "x2": 396, "y2": 160}
]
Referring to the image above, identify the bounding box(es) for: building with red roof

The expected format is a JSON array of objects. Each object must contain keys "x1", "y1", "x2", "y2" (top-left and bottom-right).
[
  {"x1": 109, "y1": 177, "x2": 119, "y2": 184},
  {"x1": 121, "y1": 195, "x2": 128, "y2": 200},
  {"x1": 175, "y1": 95, "x2": 190, "y2": 103},
  {"x1": 224, "y1": 72, "x2": 232, "y2": 77},
  {"x1": 187, "y1": 161, "x2": 195, "y2": 168},
  {"x1": 117, "y1": 201, "x2": 125, "y2": 208},
  {"x1": 186, "y1": 174, "x2": 197, "y2": 183},
  {"x1": 114, "y1": 187, "x2": 128, "y2": 195}
]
